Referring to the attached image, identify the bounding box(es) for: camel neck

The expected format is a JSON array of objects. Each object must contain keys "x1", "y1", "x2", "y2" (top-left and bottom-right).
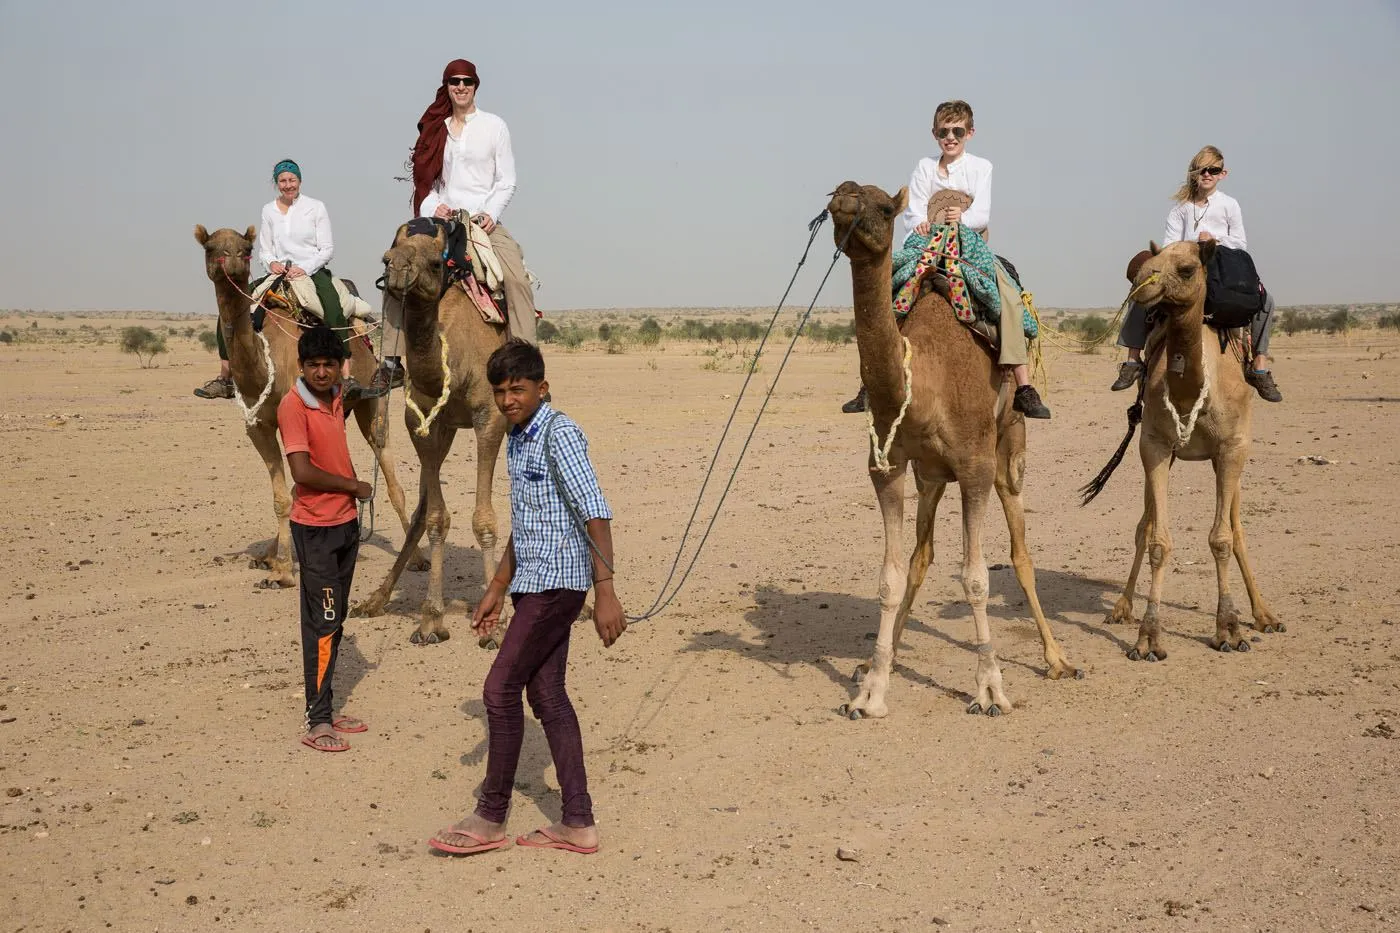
[
  {"x1": 1159, "y1": 298, "x2": 1208, "y2": 406},
  {"x1": 400, "y1": 288, "x2": 447, "y2": 395},
  {"x1": 214, "y1": 273, "x2": 270, "y2": 383},
  {"x1": 848, "y1": 251, "x2": 908, "y2": 406}
]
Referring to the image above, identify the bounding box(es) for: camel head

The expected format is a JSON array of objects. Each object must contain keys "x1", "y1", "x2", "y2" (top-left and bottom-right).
[
  {"x1": 382, "y1": 220, "x2": 448, "y2": 304},
  {"x1": 194, "y1": 224, "x2": 256, "y2": 283},
  {"x1": 1129, "y1": 238, "x2": 1216, "y2": 310},
  {"x1": 827, "y1": 182, "x2": 908, "y2": 258}
]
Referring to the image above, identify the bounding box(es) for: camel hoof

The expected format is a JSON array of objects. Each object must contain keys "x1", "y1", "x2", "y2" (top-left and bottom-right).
[
  {"x1": 966, "y1": 702, "x2": 983, "y2": 715},
  {"x1": 1275, "y1": 622, "x2": 1287, "y2": 633},
  {"x1": 985, "y1": 704, "x2": 1003, "y2": 718},
  {"x1": 1126, "y1": 649, "x2": 1142, "y2": 661},
  {"x1": 1074, "y1": 668, "x2": 1086, "y2": 680},
  {"x1": 409, "y1": 557, "x2": 431, "y2": 573},
  {"x1": 1216, "y1": 641, "x2": 1232, "y2": 653},
  {"x1": 837, "y1": 704, "x2": 862, "y2": 720},
  {"x1": 256, "y1": 577, "x2": 293, "y2": 590},
  {"x1": 1146, "y1": 651, "x2": 1160, "y2": 663},
  {"x1": 410, "y1": 631, "x2": 440, "y2": 646},
  {"x1": 478, "y1": 635, "x2": 498, "y2": 651},
  {"x1": 1236, "y1": 640, "x2": 1250, "y2": 653}
]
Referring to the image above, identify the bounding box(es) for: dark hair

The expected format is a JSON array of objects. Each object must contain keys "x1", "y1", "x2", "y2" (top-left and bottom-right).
[
  {"x1": 486, "y1": 338, "x2": 545, "y2": 385},
  {"x1": 298, "y1": 324, "x2": 347, "y2": 362}
]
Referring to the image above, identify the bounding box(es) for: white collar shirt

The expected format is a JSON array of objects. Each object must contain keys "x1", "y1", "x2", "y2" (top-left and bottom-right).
[
  {"x1": 899, "y1": 152, "x2": 994, "y2": 245},
  {"x1": 417, "y1": 109, "x2": 517, "y2": 221},
  {"x1": 256, "y1": 195, "x2": 333, "y2": 275},
  {"x1": 1163, "y1": 192, "x2": 1247, "y2": 251}
]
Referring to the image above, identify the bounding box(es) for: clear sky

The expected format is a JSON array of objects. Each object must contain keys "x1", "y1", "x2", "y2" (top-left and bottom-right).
[{"x1": 1, "y1": 0, "x2": 1397, "y2": 313}]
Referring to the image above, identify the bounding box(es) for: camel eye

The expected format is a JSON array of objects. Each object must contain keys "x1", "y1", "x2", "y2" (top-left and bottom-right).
[{"x1": 1175, "y1": 262, "x2": 1195, "y2": 278}]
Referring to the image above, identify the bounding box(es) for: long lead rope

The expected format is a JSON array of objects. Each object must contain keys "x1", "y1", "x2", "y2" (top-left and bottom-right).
[{"x1": 543, "y1": 207, "x2": 861, "y2": 623}]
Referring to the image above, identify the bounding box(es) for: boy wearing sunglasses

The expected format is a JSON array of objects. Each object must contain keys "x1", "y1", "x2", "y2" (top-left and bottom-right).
[
  {"x1": 1112, "y1": 145, "x2": 1282, "y2": 402},
  {"x1": 842, "y1": 99, "x2": 1051, "y2": 419}
]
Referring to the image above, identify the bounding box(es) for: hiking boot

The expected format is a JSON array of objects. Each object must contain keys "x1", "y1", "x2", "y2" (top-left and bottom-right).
[
  {"x1": 341, "y1": 375, "x2": 388, "y2": 405},
  {"x1": 841, "y1": 386, "x2": 868, "y2": 414},
  {"x1": 1110, "y1": 360, "x2": 1143, "y2": 391},
  {"x1": 1245, "y1": 369, "x2": 1283, "y2": 403},
  {"x1": 194, "y1": 377, "x2": 235, "y2": 400},
  {"x1": 1013, "y1": 385, "x2": 1051, "y2": 419},
  {"x1": 368, "y1": 363, "x2": 404, "y2": 394}
]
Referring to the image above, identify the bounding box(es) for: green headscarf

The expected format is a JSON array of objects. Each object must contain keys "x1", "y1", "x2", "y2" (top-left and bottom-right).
[{"x1": 272, "y1": 159, "x2": 301, "y2": 181}]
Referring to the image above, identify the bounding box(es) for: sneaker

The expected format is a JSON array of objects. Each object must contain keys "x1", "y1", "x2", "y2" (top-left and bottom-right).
[
  {"x1": 368, "y1": 363, "x2": 403, "y2": 394},
  {"x1": 1013, "y1": 384, "x2": 1051, "y2": 419},
  {"x1": 1245, "y1": 369, "x2": 1283, "y2": 403},
  {"x1": 341, "y1": 375, "x2": 388, "y2": 405},
  {"x1": 1110, "y1": 360, "x2": 1144, "y2": 392},
  {"x1": 194, "y1": 377, "x2": 235, "y2": 400},
  {"x1": 841, "y1": 386, "x2": 868, "y2": 414}
]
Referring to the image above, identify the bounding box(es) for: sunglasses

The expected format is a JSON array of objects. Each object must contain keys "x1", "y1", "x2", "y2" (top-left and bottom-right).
[
  {"x1": 446, "y1": 77, "x2": 476, "y2": 88},
  {"x1": 934, "y1": 126, "x2": 968, "y2": 140},
  {"x1": 1196, "y1": 165, "x2": 1225, "y2": 176}
]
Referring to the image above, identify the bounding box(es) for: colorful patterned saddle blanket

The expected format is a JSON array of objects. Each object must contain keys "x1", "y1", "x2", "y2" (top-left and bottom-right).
[{"x1": 892, "y1": 225, "x2": 1037, "y2": 339}]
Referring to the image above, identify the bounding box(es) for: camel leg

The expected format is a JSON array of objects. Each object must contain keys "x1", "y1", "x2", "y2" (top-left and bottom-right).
[
  {"x1": 994, "y1": 434, "x2": 1080, "y2": 680},
  {"x1": 1129, "y1": 443, "x2": 1174, "y2": 662},
  {"x1": 888, "y1": 474, "x2": 945, "y2": 651},
  {"x1": 961, "y1": 480, "x2": 1010, "y2": 716},
  {"x1": 1231, "y1": 489, "x2": 1283, "y2": 634},
  {"x1": 1108, "y1": 481, "x2": 1154, "y2": 627},
  {"x1": 840, "y1": 464, "x2": 907, "y2": 720},
  {"x1": 245, "y1": 425, "x2": 295, "y2": 589},
  {"x1": 414, "y1": 426, "x2": 456, "y2": 645},
  {"x1": 1207, "y1": 449, "x2": 1252, "y2": 652},
  {"x1": 353, "y1": 491, "x2": 429, "y2": 618},
  {"x1": 471, "y1": 413, "x2": 506, "y2": 600},
  {"x1": 351, "y1": 398, "x2": 429, "y2": 571}
]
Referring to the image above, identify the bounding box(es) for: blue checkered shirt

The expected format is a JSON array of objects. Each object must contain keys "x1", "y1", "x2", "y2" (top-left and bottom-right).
[{"x1": 506, "y1": 402, "x2": 612, "y2": 594}]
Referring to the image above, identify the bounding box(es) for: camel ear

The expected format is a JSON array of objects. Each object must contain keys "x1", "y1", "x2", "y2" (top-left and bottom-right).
[
  {"x1": 1149, "y1": 240, "x2": 1160, "y2": 256},
  {"x1": 1197, "y1": 237, "x2": 1217, "y2": 266},
  {"x1": 892, "y1": 186, "x2": 909, "y2": 216},
  {"x1": 828, "y1": 181, "x2": 859, "y2": 197},
  {"x1": 244, "y1": 226, "x2": 256, "y2": 244},
  {"x1": 194, "y1": 224, "x2": 209, "y2": 246}
]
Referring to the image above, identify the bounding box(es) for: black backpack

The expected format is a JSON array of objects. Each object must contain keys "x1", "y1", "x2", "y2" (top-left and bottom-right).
[{"x1": 1204, "y1": 246, "x2": 1266, "y2": 328}]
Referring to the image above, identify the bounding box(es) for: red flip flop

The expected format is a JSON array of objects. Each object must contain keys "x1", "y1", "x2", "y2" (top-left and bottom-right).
[
  {"x1": 428, "y1": 828, "x2": 511, "y2": 855},
  {"x1": 514, "y1": 827, "x2": 598, "y2": 854},
  {"x1": 300, "y1": 733, "x2": 349, "y2": 753},
  {"x1": 332, "y1": 717, "x2": 368, "y2": 734}
]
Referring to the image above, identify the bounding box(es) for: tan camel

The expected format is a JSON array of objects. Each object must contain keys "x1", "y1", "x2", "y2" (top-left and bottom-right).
[
  {"x1": 194, "y1": 225, "x2": 421, "y2": 587},
  {"x1": 352, "y1": 221, "x2": 508, "y2": 644},
  {"x1": 1090, "y1": 239, "x2": 1282, "y2": 658},
  {"x1": 825, "y1": 182, "x2": 1079, "y2": 719}
]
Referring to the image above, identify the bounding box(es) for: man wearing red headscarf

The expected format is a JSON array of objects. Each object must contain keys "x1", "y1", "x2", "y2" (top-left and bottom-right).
[{"x1": 410, "y1": 59, "x2": 537, "y2": 344}]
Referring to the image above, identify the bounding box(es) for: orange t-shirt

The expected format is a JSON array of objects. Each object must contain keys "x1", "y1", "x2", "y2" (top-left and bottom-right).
[{"x1": 277, "y1": 380, "x2": 358, "y2": 527}]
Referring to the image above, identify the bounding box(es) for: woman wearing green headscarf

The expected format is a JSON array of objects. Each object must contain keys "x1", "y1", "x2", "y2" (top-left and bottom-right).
[{"x1": 195, "y1": 159, "x2": 383, "y2": 401}]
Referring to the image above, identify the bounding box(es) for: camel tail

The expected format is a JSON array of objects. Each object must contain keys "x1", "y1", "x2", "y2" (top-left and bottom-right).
[{"x1": 1078, "y1": 399, "x2": 1144, "y2": 506}]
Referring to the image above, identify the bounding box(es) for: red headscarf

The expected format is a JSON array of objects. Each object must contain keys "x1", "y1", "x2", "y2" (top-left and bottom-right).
[{"x1": 411, "y1": 59, "x2": 479, "y2": 215}]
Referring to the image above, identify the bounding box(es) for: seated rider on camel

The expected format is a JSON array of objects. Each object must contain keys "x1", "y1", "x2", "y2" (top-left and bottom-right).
[{"x1": 843, "y1": 100, "x2": 1050, "y2": 419}]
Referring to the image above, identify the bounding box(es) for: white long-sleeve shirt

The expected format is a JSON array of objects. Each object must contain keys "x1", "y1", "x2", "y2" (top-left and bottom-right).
[
  {"x1": 899, "y1": 152, "x2": 993, "y2": 244},
  {"x1": 417, "y1": 109, "x2": 517, "y2": 221},
  {"x1": 1162, "y1": 192, "x2": 1247, "y2": 250},
  {"x1": 257, "y1": 195, "x2": 333, "y2": 275}
]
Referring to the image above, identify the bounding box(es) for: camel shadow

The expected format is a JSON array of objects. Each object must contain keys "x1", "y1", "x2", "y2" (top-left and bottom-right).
[
  {"x1": 356, "y1": 538, "x2": 490, "y2": 618},
  {"x1": 453, "y1": 698, "x2": 562, "y2": 821}
]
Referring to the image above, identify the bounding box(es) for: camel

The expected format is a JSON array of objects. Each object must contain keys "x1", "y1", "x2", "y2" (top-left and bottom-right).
[
  {"x1": 194, "y1": 225, "x2": 421, "y2": 587},
  {"x1": 825, "y1": 182, "x2": 1079, "y2": 719},
  {"x1": 352, "y1": 220, "x2": 508, "y2": 644},
  {"x1": 1084, "y1": 239, "x2": 1282, "y2": 659}
]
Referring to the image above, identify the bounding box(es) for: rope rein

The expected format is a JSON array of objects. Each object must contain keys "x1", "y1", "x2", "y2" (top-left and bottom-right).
[
  {"x1": 1162, "y1": 341, "x2": 1210, "y2": 448},
  {"x1": 865, "y1": 336, "x2": 913, "y2": 474},
  {"x1": 231, "y1": 330, "x2": 276, "y2": 427},
  {"x1": 403, "y1": 333, "x2": 453, "y2": 437}
]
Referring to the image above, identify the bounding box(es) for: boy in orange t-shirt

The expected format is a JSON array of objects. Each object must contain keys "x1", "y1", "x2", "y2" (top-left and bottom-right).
[{"x1": 277, "y1": 325, "x2": 372, "y2": 752}]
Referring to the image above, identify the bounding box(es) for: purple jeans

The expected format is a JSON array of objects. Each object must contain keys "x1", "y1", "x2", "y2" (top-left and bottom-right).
[{"x1": 475, "y1": 588, "x2": 593, "y2": 827}]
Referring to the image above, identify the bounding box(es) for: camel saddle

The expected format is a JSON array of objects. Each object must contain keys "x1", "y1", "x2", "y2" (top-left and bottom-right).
[{"x1": 401, "y1": 216, "x2": 507, "y2": 327}]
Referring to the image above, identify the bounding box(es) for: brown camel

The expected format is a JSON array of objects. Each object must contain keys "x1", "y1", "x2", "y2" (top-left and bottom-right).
[
  {"x1": 1090, "y1": 239, "x2": 1281, "y2": 658},
  {"x1": 352, "y1": 221, "x2": 508, "y2": 644},
  {"x1": 825, "y1": 182, "x2": 1079, "y2": 719},
  {"x1": 194, "y1": 225, "x2": 420, "y2": 587}
]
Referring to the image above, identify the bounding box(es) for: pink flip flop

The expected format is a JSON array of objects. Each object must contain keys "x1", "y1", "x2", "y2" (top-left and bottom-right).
[
  {"x1": 428, "y1": 828, "x2": 511, "y2": 856},
  {"x1": 331, "y1": 717, "x2": 368, "y2": 734},
  {"x1": 514, "y1": 827, "x2": 598, "y2": 855},
  {"x1": 300, "y1": 733, "x2": 349, "y2": 753}
]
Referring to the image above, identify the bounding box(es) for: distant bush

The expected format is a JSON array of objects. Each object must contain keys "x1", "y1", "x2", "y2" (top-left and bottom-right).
[
  {"x1": 1324, "y1": 309, "x2": 1357, "y2": 335},
  {"x1": 199, "y1": 329, "x2": 219, "y2": 352},
  {"x1": 637, "y1": 317, "x2": 662, "y2": 346},
  {"x1": 0, "y1": 330, "x2": 12, "y2": 344},
  {"x1": 1379, "y1": 312, "x2": 1400, "y2": 331},
  {"x1": 537, "y1": 320, "x2": 560, "y2": 343},
  {"x1": 120, "y1": 325, "x2": 168, "y2": 368}
]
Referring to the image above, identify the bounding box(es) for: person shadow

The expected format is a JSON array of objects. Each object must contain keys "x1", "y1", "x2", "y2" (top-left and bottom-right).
[
  {"x1": 330, "y1": 630, "x2": 376, "y2": 717},
  {"x1": 454, "y1": 698, "x2": 562, "y2": 822}
]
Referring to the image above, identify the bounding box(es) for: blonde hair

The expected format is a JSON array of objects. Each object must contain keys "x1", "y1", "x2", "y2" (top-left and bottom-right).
[
  {"x1": 1173, "y1": 145, "x2": 1225, "y2": 203},
  {"x1": 933, "y1": 100, "x2": 974, "y2": 131}
]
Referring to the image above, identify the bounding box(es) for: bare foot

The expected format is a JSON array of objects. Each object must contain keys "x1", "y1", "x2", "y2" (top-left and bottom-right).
[
  {"x1": 428, "y1": 813, "x2": 509, "y2": 855},
  {"x1": 301, "y1": 723, "x2": 348, "y2": 752},
  {"x1": 516, "y1": 822, "x2": 599, "y2": 854}
]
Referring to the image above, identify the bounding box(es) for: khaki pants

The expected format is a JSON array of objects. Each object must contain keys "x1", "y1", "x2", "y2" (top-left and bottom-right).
[
  {"x1": 489, "y1": 223, "x2": 537, "y2": 344},
  {"x1": 379, "y1": 223, "x2": 537, "y2": 354},
  {"x1": 993, "y1": 261, "x2": 1028, "y2": 367}
]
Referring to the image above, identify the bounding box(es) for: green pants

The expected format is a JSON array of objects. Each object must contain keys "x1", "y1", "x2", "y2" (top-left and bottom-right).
[{"x1": 217, "y1": 269, "x2": 347, "y2": 360}]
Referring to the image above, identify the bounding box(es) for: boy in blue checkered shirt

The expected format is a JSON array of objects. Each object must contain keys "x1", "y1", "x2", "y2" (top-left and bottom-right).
[{"x1": 428, "y1": 339, "x2": 626, "y2": 858}]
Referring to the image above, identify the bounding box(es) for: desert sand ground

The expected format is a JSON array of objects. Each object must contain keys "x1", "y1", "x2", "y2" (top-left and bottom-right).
[{"x1": 2, "y1": 313, "x2": 1398, "y2": 933}]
